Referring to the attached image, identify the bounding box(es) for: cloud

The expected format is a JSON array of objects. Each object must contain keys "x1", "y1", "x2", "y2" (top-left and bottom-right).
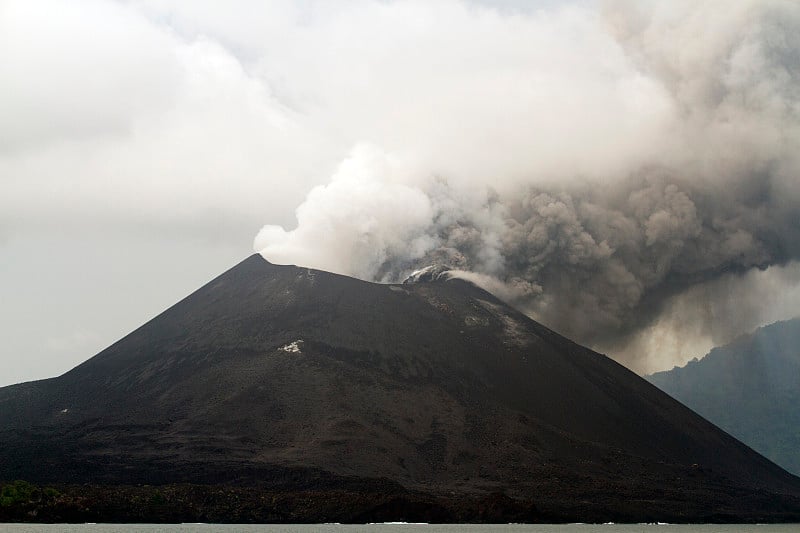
[
  {"x1": 0, "y1": 0, "x2": 178, "y2": 152},
  {"x1": 0, "y1": 0, "x2": 331, "y2": 234},
  {"x1": 255, "y1": 144, "x2": 437, "y2": 280}
]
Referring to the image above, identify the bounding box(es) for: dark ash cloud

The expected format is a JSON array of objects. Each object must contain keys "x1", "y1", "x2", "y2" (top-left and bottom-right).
[{"x1": 257, "y1": 0, "x2": 800, "y2": 372}]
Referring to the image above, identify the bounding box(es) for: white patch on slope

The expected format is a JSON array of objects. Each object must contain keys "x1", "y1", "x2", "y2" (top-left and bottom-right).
[{"x1": 280, "y1": 340, "x2": 303, "y2": 354}]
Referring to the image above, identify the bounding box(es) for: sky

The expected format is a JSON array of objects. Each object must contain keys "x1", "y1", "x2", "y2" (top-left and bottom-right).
[{"x1": 2, "y1": 0, "x2": 799, "y2": 387}]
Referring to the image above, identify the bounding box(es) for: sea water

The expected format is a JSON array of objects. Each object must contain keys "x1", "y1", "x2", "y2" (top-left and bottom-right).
[{"x1": 1, "y1": 525, "x2": 798, "y2": 532}]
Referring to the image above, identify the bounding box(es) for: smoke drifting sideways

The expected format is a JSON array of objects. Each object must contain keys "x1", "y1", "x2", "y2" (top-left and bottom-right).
[{"x1": 256, "y1": 0, "x2": 800, "y2": 374}]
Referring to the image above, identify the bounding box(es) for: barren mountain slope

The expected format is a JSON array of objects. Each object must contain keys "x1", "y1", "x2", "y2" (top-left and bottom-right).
[{"x1": 2, "y1": 254, "x2": 799, "y2": 522}]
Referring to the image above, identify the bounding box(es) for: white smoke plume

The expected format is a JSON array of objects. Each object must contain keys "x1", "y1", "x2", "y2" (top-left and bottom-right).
[{"x1": 251, "y1": 0, "x2": 800, "y2": 373}]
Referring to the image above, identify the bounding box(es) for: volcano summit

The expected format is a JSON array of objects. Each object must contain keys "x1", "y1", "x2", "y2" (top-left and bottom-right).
[{"x1": 1, "y1": 255, "x2": 799, "y2": 522}]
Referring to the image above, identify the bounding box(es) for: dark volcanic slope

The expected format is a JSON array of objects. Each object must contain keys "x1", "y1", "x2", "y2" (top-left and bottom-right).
[
  {"x1": 648, "y1": 318, "x2": 800, "y2": 476},
  {"x1": 2, "y1": 255, "x2": 800, "y2": 521}
]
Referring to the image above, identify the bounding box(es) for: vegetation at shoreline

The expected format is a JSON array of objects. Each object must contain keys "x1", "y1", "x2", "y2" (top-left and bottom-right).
[
  {"x1": 2, "y1": 479, "x2": 800, "y2": 524},
  {"x1": 0, "y1": 481, "x2": 539, "y2": 524}
]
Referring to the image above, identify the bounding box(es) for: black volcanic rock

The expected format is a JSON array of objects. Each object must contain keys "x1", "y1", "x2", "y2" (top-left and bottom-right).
[
  {"x1": 2, "y1": 254, "x2": 800, "y2": 522},
  {"x1": 648, "y1": 318, "x2": 800, "y2": 476}
]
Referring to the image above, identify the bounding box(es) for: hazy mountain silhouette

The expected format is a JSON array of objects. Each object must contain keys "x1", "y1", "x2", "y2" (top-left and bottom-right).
[
  {"x1": 648, "y1": 318, "x2": 800, "y2": 477},
  {"x1": 1, "y1": 255, "x2": 799, "y2": 522}
]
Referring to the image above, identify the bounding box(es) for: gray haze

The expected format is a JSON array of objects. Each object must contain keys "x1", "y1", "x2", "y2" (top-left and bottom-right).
[{"x1": 1, "y1": 0, "x2": 799, "y2": 385}]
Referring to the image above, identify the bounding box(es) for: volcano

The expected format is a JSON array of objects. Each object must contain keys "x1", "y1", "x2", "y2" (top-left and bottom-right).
[{"x1": 2, "y1": 254, "x2": 799, "y2": 523}]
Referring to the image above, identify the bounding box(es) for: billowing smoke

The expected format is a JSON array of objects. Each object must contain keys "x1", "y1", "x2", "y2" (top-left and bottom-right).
[{"x1": 255, "y1": 0, "x2": 800, "y2": 373}]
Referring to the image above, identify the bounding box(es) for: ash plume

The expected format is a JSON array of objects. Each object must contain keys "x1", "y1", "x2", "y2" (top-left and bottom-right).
[{"x1": 256, "y1": 0, "x2": 800, "y2": 373}]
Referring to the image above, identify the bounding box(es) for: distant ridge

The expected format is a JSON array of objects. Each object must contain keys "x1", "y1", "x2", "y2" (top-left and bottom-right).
[
  {"x1": 648, "y1": 317, "x2": 800, "y2": 476},
  {"x1": 1, "y1": 254, "x2": 799, "y2": 523}
]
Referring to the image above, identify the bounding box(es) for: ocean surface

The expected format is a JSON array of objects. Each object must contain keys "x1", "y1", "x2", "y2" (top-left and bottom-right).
[{"x1": 1, "y1": 525, "x2": 798, "y2": 532}]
